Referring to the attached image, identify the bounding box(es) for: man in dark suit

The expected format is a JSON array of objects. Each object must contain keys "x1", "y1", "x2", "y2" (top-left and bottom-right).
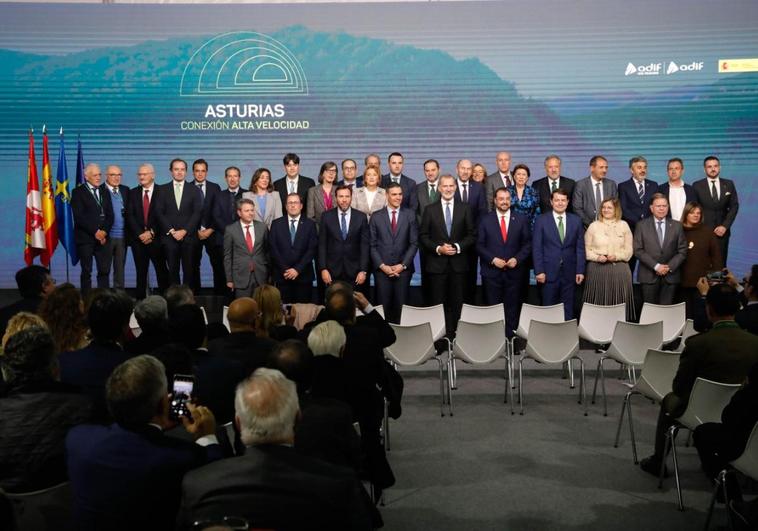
[
  {"x1": 155, "y1": 158, "x2": 203, "y2": 287},
  {"x1": 456, "y1": 159, "x2": 487, "y2": 303},
  {"x1": 369, "y1": 182, "x2": 418, "y2": 323},
  {"x1": 102, "y1": 165, "x2": 131, "y2": 290},
  {"x1": 178, "y1": 367, "x2": 373, "y2": 530},
  {"x1": 210, "y1": 165, "x2": 244, "y2": 290},
  {"x1": 485, "y1": 151, "x2": 513, "y2": 211},
  {"x1": 639, "y1": 284, "x2": 758, "y2": 476},
  {"x1": 532, "y1": 155, "x2": 576, "y2": 215},
  {"x1": 339, "y1": 158, "x2": 363, "y2": 189},
  {"x1": 572, "y1": 155, "x2": 618, "y2": 228},
  {"x1": 477, "y1": 188, "x2": 532, "y2": 337},
  {"x1": 126, "y1": 164, "x2": 170, "y2": 299},
  {"x1": 692, "y1": 155, "x2": 740, "y2": 264},
  {"x1": 419, "y1": 174, "x2": 476, "y2": 337},
  {"x1": 71, "y1": 163, "x2": 114, "y2": 294},
  {"x1": 381, "y1": 151, "x2": 418, "y2": 212},
  {"x1": 618, "y1": 156, "x2": 659, "y2": 273},
  {"x1": 273, "y1": 152, "x2": 316, "y2": 213},
  {"x1": 125, "y1": 295, "x2": 171, "y2": 356},
  {"x1": 223, "y1": 198, "x2": 269, "y2": 299},
  {"x1": 269, "y1": 193, "x2": 317, "y2": 303},
  {"x1": 633, "y1": 193, "x2": 688, "y2": 305},
  {"x1": 0, "y1": 265, "x2": 54, "y2": 336},
  {"x1": 67, "y1": 354, "x2": 221, "y2": 530},
  {"x1": 416, "y1": 159, "x2": 441, "y2": 300},
  {"x1": 189, "y1": 159, "x2": 225, "y2": 294},
  {"x1": 318, "y1": 185, "x2": 369, "y2": 293},
  {"x1": 658, "y1": 158, "x2": 696, "y2": 222},
  {"x1": 533, "y1": 189, "x2": 586, "y2": 320}
]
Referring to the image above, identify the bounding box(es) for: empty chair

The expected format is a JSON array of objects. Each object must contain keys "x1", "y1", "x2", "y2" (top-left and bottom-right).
[
  {"x1": 2, "y1": 482, "x2": 72, "y2": 531},
  {"x1": 592, "y1": 321, "x2": 664, "y2": 416},
  {"x1": 640, "y1": 302, "x2": 686, "y2": 345},
  {"x1": 384, "y1": 322, "x2": 451, "y2": 416},
  {"x1": 614, "y1": 349, "x2": 680, "y2": 463},
  {"x1": 578, "y1": 303, "x2": 626, "y2": 346},
  {"x1": 512, "y1": 303, "x2": 570, "y2": 387},
  {"x1": 674, "y1": 319, "x2": 697, "y2": 353},
  {"x1": 450, "y1": 320, "x2": 510, "y2": 407},
  {"x1": 400, "y1": 304, "x2": 446, "y2": 341},
  {"x1": 460, "y1": 303, "x2": 505, "y2": 324},
  {"x1": 518, "y1": 319, "x2": 586, "y2": 415},
  {"x1": 659, "y1": 378, "x2": 742, "y2": 511}
]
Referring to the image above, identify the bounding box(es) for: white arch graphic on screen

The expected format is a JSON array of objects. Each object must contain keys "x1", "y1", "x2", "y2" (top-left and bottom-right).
[{"x1": 180, "y1": 31, "x2": 308, "y2": 96}]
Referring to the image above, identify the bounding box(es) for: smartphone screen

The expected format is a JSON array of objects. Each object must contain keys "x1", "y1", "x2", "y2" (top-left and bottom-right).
[{"x1": 170, "y1": 374, "x2": 196, "y2": 420}]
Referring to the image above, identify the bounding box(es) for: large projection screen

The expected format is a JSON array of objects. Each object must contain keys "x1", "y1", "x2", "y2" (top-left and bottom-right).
[{"x1": 1, "y1": 0, "x2": 756, "y2": 286}]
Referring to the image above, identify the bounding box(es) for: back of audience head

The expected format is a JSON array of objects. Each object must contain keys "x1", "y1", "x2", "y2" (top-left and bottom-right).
[
  {"x1": 235, "y1": 367, "x2": 299, "y2": 446},
  {"x1": 38, "y1": 283, "x2": 87, "y2": 353},
  {"x1": 705, "y1": 283, "x2": 740, "y2": 320},
  {"x1": 307, "y1": 320, "x2": 346, "y2": 358},
  {"x1": 325, "y1": 283, "x2": 356, "y2": 325},
  {"x1": 253, "y1": 284, "x2": 284, "y2": 338},
  {"x1": 134, "y1": 295, "x2": 168, "y2": 333},
  {"x1": 168, "y1": 304, "x2": 207, "y2": 350},
  {"x1": 268, "y1": 339, "x2": 313, "y2": 397},
  {"x1": 1, "y1": 327, "x2": 58, "y2": 390},
  {"x1": 87, "y1": 290, "x2": 134, "y2": 344},
  {"x1": 747, "y1": 264, "x2": 758, "y2": 300},
  {"x1": 226, "y1": 297, "x2": 259, "y2": 333},
  {"x1": 151, "y1": 343, "x2": 194, "y2": 384},
  {"x1": 165, "y1": 284, "x2": 195, "y2": 315},
  {"x1": 15, "y1": 265, "x2": 54, "y2": 299},
  {"x1": 2, "y1": 312, "x2": 47, "y2": 348},
  {"x1": 106, "y1": 354, "x2": 167, "y2": 429}
]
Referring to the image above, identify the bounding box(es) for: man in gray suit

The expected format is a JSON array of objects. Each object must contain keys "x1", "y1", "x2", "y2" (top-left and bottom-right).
[
  {"x1": 572, "y1": 155, "x2": 618, "y2": 228},
  {"x1": 485, "y1": 151, "x2": 513, "y2": 211},
  {"x1": 633, "y1": 193, "x2": 688, "y2": 305},
  {"x1": 223, "y1": 198, "x2": 269, "y2": 299},
  {"x1": 370, "y1": 182, "x2": 418, "y2": 323}
]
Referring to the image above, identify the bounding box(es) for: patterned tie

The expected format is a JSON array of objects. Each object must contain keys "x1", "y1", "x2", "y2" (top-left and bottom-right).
[
  {"x1": 551, "y1": 179, "x2": 557, "y2": 193},
  {"x1": 500, "y1": 215, "x2": 508, "y2": 243},
  {"x1": 244, "y1": 225, "x2": 253, "y2": 253},
  {"x1": 657, "y1": 220, "x2": 664, "y2": 247},
  {"x1": 290, "y1": 219, "x2": 297, "y2": 244},
  {"x1": 445, "y1": 202, "x2": 452, "y2": 237},
  {"x1": 391, "y1": 210, "x2": 397, "y2": 234},
  {"x1": 558, "y1": 215, "x2": 565, "y2": 243},
  {"x1": 142, "y1": 189, "x2": 150, "y2": 226},
  {"x1": 594, "y1": 182, "x2": 602, "y2": 216},
  {"x1": 710, "y1": 180, "x2": 718, "y2": 202},
  {"x1": 637, "y1": 181, "x2": 644, "y2": 202},
  {"x1": 462, "y1": 183, "x2": 468, "y2": 203},
  {"x1": 341, "y1": 212, "x2": 348, "y2": 240},
  {"x1": 112, "y1": 187, "x2": 119, "y2": 196}
]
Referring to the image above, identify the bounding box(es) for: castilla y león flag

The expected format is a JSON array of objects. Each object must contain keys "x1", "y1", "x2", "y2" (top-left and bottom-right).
[{"x1": 24, "y1": 129, "x2": 46, "y2": 265}]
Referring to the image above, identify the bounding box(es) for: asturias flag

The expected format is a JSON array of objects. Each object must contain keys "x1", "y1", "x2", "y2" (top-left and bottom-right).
[
  {"x1": 24, "y1": 129, "x2": 45, "y2": 265},
  {"x1": 41, "y1": 126, "x2": 58, "y2": 266},
  {"x1": 55, "y1": 129, "x2": 78, "y2": 265}
]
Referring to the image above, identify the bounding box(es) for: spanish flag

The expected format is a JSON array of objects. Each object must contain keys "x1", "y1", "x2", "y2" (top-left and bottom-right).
[{"x1": 41, "y1": 126, "x2": 58, "y2": 266}]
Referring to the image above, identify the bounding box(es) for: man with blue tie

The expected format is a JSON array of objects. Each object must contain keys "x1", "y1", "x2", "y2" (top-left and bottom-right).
[
  {"x1": 369, "y1": 183, "x2": 418, "y2": 323},
  {"x1": 381, "y1": 152, "x2": 418, "y2": 212},
  {"x1": 477, "y1": 188, "x2": 532, "y2": 336},
  {"x1": 533, "y1": 189, "x2": 586, "y2": 320},
  {"x1": 71, "y1": 163, "x2": 114, "y2": 294},
  {"x1": 190, "y1": 159, "x2": 225, "y2": 294},
  {"x1": 456, "y1": 159, "x2": 487, "y2": 303},
  {"x1": 618, "y1": 156, "x2": 658, "y2": 273},
  {"x1": 155, "y1": 158, "x2": 203, "y2": 288},
  {"x1": 318, "y1": 185, "x2": 370, "y2": 292},
  {"x1": 269, "y1": 193, "x2": 318, "y2": 303}
]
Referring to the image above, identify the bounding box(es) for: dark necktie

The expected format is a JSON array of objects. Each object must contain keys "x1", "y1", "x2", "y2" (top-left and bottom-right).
[
  {"x1": 290, "y1": 219, "x2": 297, "y2": 244},
  {"x1": 710, "y1": 181, "x2": 718, "y2": 202},
  {"x1": 445, "y1": 202, "x2": 452, "y2": 237},
  {"x1": 462, "y1": 183, "x2": 468, "y2": 203},
  {"x1": 657, "y1": 220, "x2": 664, "y2": 246},
  {"x1": 341, "y1": 212, "x2": 348, "y2": 240},
  {"x1": 429, "y1": 184, "x2": 436, "y2": 200},
  {"x1": 391, "y1": 210, "x2": 397, "y2": 234},
  {"x1": 637, "y1": 182, "x2": 644, "y2": 202},
  {"x1": 142, "y1": 189, "x2": 150, "y2": 226},
  {"x1": 594, "y1": 182, "x2": 602, "y2": 215}
]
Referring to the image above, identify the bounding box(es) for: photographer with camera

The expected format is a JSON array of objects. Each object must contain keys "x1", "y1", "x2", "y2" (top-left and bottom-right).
[{"x1": 694, "y1": 265, "x2": 758, "y2": 334}]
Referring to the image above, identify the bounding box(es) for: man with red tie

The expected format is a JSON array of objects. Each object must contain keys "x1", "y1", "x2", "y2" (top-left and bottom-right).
[
  {"x1": 223, "y1": 198, "x2": 269, "y2": 299},
  {"x1": 477, "y1": 188, "x2": 532, "y2": 336}
]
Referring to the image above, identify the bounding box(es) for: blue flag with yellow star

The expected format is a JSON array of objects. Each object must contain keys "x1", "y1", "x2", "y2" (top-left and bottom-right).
[{"x1": 55, "y1": 130, "x2": 78, "y2": 265}]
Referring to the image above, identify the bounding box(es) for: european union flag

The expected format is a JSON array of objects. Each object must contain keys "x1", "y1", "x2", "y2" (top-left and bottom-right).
[{"x1": 55, "y1": 130, "x2": 78, "y2": 265}]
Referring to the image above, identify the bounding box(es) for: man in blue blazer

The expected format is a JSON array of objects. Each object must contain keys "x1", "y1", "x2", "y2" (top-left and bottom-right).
[
  {"x1": 617, "y1": 156, "x2": 659, "y2": 272},
  {"x1": 381, "y1": 152, "x2": 418, "y2": 212},
  {"x1": 318, "y1": 186, "x2": 370, "y2": 292},
  {"x1": 456, "y1": 159, "x2": 488, "y2": 303},
  {"x1": 658, "y1": 158, "x2": 697, "y2": 222},
  {"x1": 269, "y1": 192, "x2": 318, "y2": 303},
  {"x1": 66, "y1": 354, "x2": 222, "y2": 530},
  {"x1": 477, "y1": 188, "x2": 532, "y2": 337},
  {"x1": 369, "y1": 183, "x2": 418, "y2": 323},
  {"x1": 190, "y1": 159, "x2": 225, "y2": 294},
  {"x1": 155, "y1": 158, "x2": 203, "y2": 288},
  {"x1": 533, "y1": 189, "x2": 586, "y2": 320}
]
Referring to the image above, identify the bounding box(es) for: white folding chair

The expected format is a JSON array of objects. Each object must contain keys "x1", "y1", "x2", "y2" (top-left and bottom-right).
[
  {"x1": 640, "y1": 302, "x2": 686, "y2": 346},
  {"x1": 512, "y1": 303, "x2": 568, "y2": 387},
  {"x1": 518, "y1": 319, "x2": 586, "y2": 415},
  {"x1": 129, "y1": 311, "x2": 142, "y2": 338},
  {"x1": 460, "y1": 303, "x2": 505, "y2": 324},
  {"x1": 592, "y1": 321, "x2": 663, "y2": 416},
  {"x1": 674, "y1": 319, "x2": 697, "y2": 353},
  {"x1": 400, "y1": 304, "x2": 446, "y2": 341},
  {"x1": 355, "y1": 304, "x2": 384, "y2": 320},
  {"x1": 384, "y1": 322, "x2": 451, "y2": 416},
  {"x1": 222, "y1": 305, "x2": 230, "y2": 332},
  {"x1": 450, "y1": 320, "x2": 509, "y2": 409},
  {"x1": 578, "y1": 303, "x2": 626, "y2": 346},
  {"x1": 614, "y1": 349, "x2": 680, "y2": 463},
  {"x1": 659, "y1": 378, "x2": 742, "y2": 510}
]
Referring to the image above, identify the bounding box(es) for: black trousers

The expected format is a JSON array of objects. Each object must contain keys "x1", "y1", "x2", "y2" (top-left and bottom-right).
[
  {"x1": 641, "y1": 279, "x2": 677, "y2": 306},
  {"x1": 426, "y1": 270, "x2": 466, "y2": 338},
  {"x1": 78, "y1": 240, "x2": 111, "y2": 294},
  {"x1": 132, "y1": 239, "x2": 169, "y2": 299},
  {"x1": 483, "y1": 270, "x2": 522, "y2": 338},
  {"x1": 191, "y1": 237, "x2": 226, "y2": 294},
  {"x1": 374, "y1": 270, "x2": 411, "y2": 324},
  {"x1": 163, "y1": 237, "x2": 196, "y2": 288},
  {"x1": 277, "y1": 280, "x2": 313, "y2": 304}
]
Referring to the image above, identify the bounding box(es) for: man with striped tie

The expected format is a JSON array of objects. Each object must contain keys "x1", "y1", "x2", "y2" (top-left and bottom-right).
[{"x1": 618, "y1": 156, "x2": 658, "y2": 273}]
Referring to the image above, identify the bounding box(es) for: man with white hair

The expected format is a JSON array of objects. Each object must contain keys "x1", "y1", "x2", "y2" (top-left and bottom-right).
[
  {"x1": 125, "y1": 295, "x2": 170, "y2": 355},
  {"x1": 179, "y1": 367, "x2": 373, "y2": 530}
]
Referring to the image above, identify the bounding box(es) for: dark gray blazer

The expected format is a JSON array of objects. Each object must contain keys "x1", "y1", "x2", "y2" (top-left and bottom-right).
[
  {"x1": 223, "y1": 220, "x2": 269, "y2": 289},
  {"x1": 369, "y1": 206, "x2": 418, "y2": 271},
  {"x1": 416, "y1": 181, "x2": 440, "y2": 225},
  {"x1": 633, "y1": 216, "x2": 688, "y2": 285},
  {"x1": 572, "y1": 176, "x2": 619, "y2": 227}
]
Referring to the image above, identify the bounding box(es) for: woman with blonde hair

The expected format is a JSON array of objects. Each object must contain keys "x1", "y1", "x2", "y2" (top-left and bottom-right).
[
  {"x1": 351, "y1": 165, "x2": 386, "y2": 220},
  {"x1": 253, "y1": 284, "x2": 297, "y2": 341},
  {"x1": 37, "y1": 283, "x2": 88, "y2": 353},
  {"x1": 1, "y1": 312, "x2": 47, "y2": 349}
]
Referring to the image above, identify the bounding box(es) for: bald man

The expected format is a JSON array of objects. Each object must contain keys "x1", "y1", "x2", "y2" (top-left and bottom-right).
[{"x1": 207, "y1": 298, "x2": 277, "y2": 375}]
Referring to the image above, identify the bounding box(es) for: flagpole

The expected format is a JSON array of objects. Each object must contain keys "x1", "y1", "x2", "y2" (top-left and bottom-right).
[{"x1": 65, "y1": 249, "x2": 70, "y2": 283}]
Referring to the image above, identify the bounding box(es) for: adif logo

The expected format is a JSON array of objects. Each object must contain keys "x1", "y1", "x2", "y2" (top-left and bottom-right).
[
  {"x1": 667, "y1": 62, "x2": 679, "y2": 75},
  {"x1": 625, "y1": 62, "x2": 661, "y2": 76},
  {"x1": 666, "y1": 61, "x2": 704, "y2": 74}
]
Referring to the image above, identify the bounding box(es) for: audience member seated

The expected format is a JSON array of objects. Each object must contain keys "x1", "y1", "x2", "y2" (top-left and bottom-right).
[
  {"x1": 1, "y1": 312, "x2": 47, "y2": 348},
  {"x1": 125, "y1": 295, "x2": 171, "y2": 355},
  {"x1": 169, "y1": 304, "x2": 245, "y2": 424},
  {"x1": 0, "y1": 327, "x2": 93, "y2": 493},
  {"x1": 253, "y1": 284, "x2": 298, "y2": 341},
  {"x1": 58, "y1": 290, "x2": 134, "y2": 420},
  {"x1": 66, "y1": 355, "x2": 220, "y2": 531},
  {"x1": 178, "y1": 367, "x2": 374, "y2": 530},
  {"x1": 0, "y1": 265, "x2": 54, "y2": 337},
  {"x1": 207, "y1": 297, "x2": 277, "y2": 376},
  {"x1": 640, "y1": 284, "x2": 758, "y2": 476},
  {"x1": 38, "y1": 283, "x2": 89, "y2": 353},
  {"x1": 735, "y1": 265, "x2": 758, "y2": 335},
  {"x1": 165, "y1": 284, "x2": 195, "y2": 316}
]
